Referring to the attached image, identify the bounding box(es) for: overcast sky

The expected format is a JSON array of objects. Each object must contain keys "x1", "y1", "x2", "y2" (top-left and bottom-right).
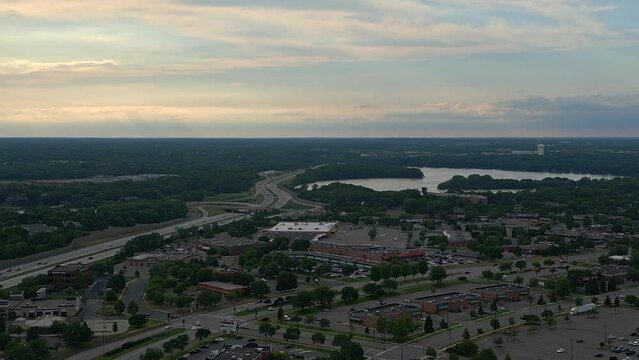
[{"x1": 1, "y1": 0, "x2": 638, "y2": 137}]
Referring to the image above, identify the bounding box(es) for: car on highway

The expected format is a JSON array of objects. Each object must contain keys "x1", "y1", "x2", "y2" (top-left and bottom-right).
[
  {"x1": 267, "y1": 307, "x2": 275, "y2": 311},
  {"x1": 557, "y1": 348, "x2": 566, "y2": 353}
]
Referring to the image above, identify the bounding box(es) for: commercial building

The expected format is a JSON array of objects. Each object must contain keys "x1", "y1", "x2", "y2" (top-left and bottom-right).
[
  {"x1": 266, "y1": 221, "x2": 337, "y2": 241},
  {"x1": 472, "y1": 284, "x2": 529, "y2": 302},
  {"x1": 413, "y1": 292, "x2": 481, "y2": 314},
  {"x1": 213, "y1": 345, "x2": 270, "y2": 360},
  {"x1": 197, "y1": 237, "x2": 260, "y2": 256},
  {"x1": 0, "y1": 297, "x2": 82, "y2": 321},
  {"x1": 126, "y1": 251, "x2": 198, "y2": 272},
  {"x1": 593, "y1": 264, "x2": 628, "y2": 282},
  {"x1": 47, "y1": 263, "x2": 92, "y2": 288},
  {"x1": 198, "y1": 281, "x2": 249, "y2": 296},
  {"x1": 349, "y1": 303, "x2": 421, "y2": 328}
]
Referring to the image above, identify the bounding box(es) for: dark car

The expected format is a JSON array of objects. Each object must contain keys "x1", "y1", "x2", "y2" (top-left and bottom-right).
[
  {"x1": 594, "y1": 354, "x2": 603, "y2": 357},
  {"x1": 200, "y1": 344, "x2": 209, "y2": 349},
  {"x1": 263, "y1": 299, "x2": 272, "y2": 304},
  {"x1": 189, "y1": 349, "x2": 201, "y2": 354}
]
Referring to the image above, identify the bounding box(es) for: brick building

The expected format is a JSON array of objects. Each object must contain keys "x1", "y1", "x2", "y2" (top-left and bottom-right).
[
  {"x1": 349, "y1": 303, "x2": 421, "y2": 328},
  {"x1": 472, "y1": 284, "x2": 529, "y2": 302},
  {"x1": 47, "y1": 263, "x2": 92, "y2": 288},
  {"x1": 413, "y1": 292, "x2": 481, "y2": 314},
  {"x1": 198, "y1": 281, "x2": 249, "y2": 296}
]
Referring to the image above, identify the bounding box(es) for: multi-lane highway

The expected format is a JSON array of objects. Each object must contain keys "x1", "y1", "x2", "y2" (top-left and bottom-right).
[
  {"x1": 0, "y1": 212, "x2": 247, "y2": 289},
  {"x1": 0, "y1": 171, "x2": 314, "y2": 289}
]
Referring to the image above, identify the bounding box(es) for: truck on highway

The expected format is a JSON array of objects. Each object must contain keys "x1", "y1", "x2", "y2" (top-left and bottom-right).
[{"x1": 570, "y1": 303, "x2": 596, "y2": 316}]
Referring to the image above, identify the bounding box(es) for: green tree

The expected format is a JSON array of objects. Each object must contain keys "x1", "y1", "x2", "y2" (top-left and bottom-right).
[
  {"x1": 197, "y1": 291, "x2": 222, "y2": 310},
  {"x1": 389, "y1": 316, "x2": 419, "y2": 341},
  {"x1": 424, "y1": 315, "x2": 434, "y2": 333},
  {"x1": 312, "y1": 332, "x2": 326, "y2": 345},
  {"x1": 141, "y1": 348, "x2": 164, "y2": 360},
  {"x1": 368, "y1": 226, "x2": 378, "y2": 240},
  {"x1": 370, "y1": 266, "x2": 381, "y2": 282},
  {"x1": 128, "y1": 314, "x2": 147, "y2": 328},
  {"x1": 319, "y1": 318, "x2": 331, "y2": 328},
  {"x1": 341, "y1": 286, "x2": 359, "y2": 303},
  {"x1": 283, "y1": 327, "x2": 300, "y2": 343},
  {"x1": 113, "y1": 299, "x2": 125, "y2": 314},
  {"x1": 196, "y1": 328, "x2": 212, "y2": 341},
  {"x1": 127, "y1": 301, "x2": 139, "y2": 316},
  {"x1": 418, "y1": 260, "x2": 429, "y2": 278},
  {"x1": 429, "y1": 266, "x2": 447, "y2": 284},
  {"x1": 61, "y1": 321, "x2": 94, "y2": 347},
  {"x1": 250, "y1": 279, "x2": 271, "y2": 298}
]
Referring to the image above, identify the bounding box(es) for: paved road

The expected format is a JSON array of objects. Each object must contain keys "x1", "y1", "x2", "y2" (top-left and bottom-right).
[
  {"x1": 83, "y1": 278, "x2": 109, "y2": 320},
  {"x1": 0, "y1": 212, "x2": 248, "y2": 289}
]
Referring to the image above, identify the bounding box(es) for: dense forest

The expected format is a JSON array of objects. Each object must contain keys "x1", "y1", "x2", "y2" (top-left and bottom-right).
[
  {"x1": 290, "y1": 163, "x2": 423, "y2": 186},
  {"x1": 0, "y1": 200, "x2": 187, "y2": 260},
  {"x1": 438, "y1": 174, "x2": 583, "y2": 190},
  {"x1": 296, "y1": 177, "x2": 639, "y2": 226}
]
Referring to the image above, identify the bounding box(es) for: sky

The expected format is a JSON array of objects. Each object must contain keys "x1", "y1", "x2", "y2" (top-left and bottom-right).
[{"x1": 1, "y1": 0, "x2": 638, "y2": 137}]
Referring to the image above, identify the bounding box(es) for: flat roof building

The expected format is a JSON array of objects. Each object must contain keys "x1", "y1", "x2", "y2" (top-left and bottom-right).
[
  {"x1": 0, "y1": 297, "x2": 82, "y2": 322},
  {"x1": 413, "y1": 292, "x2": 481, "y2": 314},
  {"x1": 126, "y1": 251, "x2": 198, "y2": 272},
  {"x1": 349, "y1": 303, "x2": 421, "y2": 327},
  {"x1": 198, "y1": 281, "x2": 249, "y2": 296},
  {"x1": 269, "y1": 222, "x2": 337, "y2": 233},
  {"x1": 472, "y1": 284, "x2": 529, "y2": 302},
  {"x1": 213, "y1": 345, "x2": 270, "y2": 360}
]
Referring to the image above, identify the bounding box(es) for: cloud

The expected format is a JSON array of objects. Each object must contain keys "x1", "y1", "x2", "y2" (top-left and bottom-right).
[
  {"x1": 2, "y1": 0, "x2": 632, "y2": 64},
  {"x1": 1, "y1": 94, "x2": 638, "y2": 137},
  {"x1": 0, "y1": 60, "x2": 117, "y2": 75}
]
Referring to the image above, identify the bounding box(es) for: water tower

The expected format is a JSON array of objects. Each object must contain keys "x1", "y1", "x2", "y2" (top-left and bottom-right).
[{"x1": 537, "y1": 144, "x2": 545, "y2": 156}]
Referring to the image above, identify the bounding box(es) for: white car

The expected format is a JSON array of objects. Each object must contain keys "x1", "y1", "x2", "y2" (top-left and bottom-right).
[
  {"x1": 195, "y1": 321, "x2": 200, "y2": 326},
  {"x1": 191, "y1": 326, "x2": 198, "y2": 331},
  {"x1": 556, "y1": 348, "x2": 566, "y2": 353},
  {"x1": 164, "y1": 325, "x2": 171, "y2": 329},
  {"x1": 268, "y1": 307, "x2": 275, "y2": 311}
]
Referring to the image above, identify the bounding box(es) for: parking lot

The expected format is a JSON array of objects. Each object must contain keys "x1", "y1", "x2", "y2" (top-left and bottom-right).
[{"x1": 491, "y1": 307, "x2": 639, "y2": 360}]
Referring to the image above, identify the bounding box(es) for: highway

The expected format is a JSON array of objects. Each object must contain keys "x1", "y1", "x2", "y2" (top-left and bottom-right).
[
  {"x1": 0, "y1": 212, "x2": 247, "y2": 289},
  {"x1": 0, "y1": 171, "x2": 310, "y2": 289}
]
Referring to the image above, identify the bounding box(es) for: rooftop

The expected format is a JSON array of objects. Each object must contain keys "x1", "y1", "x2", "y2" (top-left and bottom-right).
[
  {"x1": 269, "y1": 222, "x2": 337, "y2": 233},
  {"x1": 414, "y1": 292, "x2": 479, "y2": 303},
  {"x1": 473, "y1": 284, "x2": 528, "y2": 292},
  {"x1": 594, "y1": 264, "x2": 628, "y2": 276},
  {"x1": 214, "y1": 346, "x2": 269, "y2": 360},
  {"x1": 198, "y1": 281, "x2": 249, "y2": 291},
  {"x1": 129, "y1": 251, "x2": 196, "y2": 262},
  {"x1": 10, "y1": 297, "x2": 81, "y2": 309},
  {"x1": 352, "y1": 302, "x2": 420, "y2": 316},
  {"x1": 48, "y1": 263, "x2": 89, "y2": 273}
]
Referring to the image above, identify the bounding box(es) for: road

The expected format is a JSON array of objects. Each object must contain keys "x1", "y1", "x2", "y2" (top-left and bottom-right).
[
  {"x1": 0, "y1": 212, "x2": 248, "y2": 289},
  {"x1": 0, "y1": 171, "x2": 316, "y2": 289}
]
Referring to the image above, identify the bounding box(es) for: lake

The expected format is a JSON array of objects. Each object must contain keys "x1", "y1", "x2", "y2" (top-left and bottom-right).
[{"x1": 308, "y1": 167, "x2": 617, "y2": 193}]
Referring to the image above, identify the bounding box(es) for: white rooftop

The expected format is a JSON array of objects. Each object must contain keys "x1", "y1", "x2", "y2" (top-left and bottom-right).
[{"x1": 269, "y1": 222, "x2": 337, "y2": 233}]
